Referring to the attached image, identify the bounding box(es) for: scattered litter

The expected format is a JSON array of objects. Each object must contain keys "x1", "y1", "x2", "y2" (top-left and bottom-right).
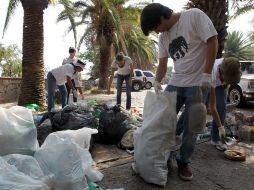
[
  {"x1": 224, "y1": 150, "x2": 246, "y2": 161},
  {"x1": 23, "y1": 103, "x2": 40, "y2": 111}
]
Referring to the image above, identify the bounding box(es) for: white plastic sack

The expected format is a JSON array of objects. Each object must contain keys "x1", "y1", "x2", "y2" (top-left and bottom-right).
[
  {"x1": 0, "y1": 157, "x2": 50, "y2": 190},
  {"x1": 34, "y1": 133, "x2": 103, "y2": 190},
  {"x1": 53, "y1": 127, "x2": 98, "y2": 149},
  {"x1": 0, "y1": 106, "x2": 38, "y2": 156},
  {"x1": 3, "y1": 154, "x2": 54, "y2": 187},
  {"x1": 134, "y1": 91, "x2": 177, "y2": 186}
]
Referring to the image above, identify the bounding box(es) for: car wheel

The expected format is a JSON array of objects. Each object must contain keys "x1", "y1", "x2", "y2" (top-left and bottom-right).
[
  {"x1": 132, "y1": 82, "x2": 141, "y2": 91},
  {"x1": 228, "y1": 86, "x2": 245, "y2": 107},
  {"x1": 145, "y1": 82, "x2": 152, "y2": 89}
]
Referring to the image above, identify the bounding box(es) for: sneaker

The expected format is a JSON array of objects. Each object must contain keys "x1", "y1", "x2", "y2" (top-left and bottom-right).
[
  {"x1": 211, "y1": 140, "x2": 227, "y2": 151},
  {"x1": 177, "y1": 163, "x2": 193, "y2": 181}
]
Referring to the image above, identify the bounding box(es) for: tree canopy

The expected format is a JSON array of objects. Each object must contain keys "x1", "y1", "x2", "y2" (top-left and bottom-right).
[{"x1": 0, "y1": 44, "x2": 22, "y2": 77}]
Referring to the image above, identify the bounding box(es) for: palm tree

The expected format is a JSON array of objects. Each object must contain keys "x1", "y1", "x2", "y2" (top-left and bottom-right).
[
  {"x1": 57, "y1": 1, "x2": 157, "y2": 88},
  {"x1": 114, "y1": 5, "x2": 157, "y2": 70},
  {"x1": 231, "y1": 0, "x2": 254, "y2": 18},
  {"x1": 224, "y1": 31, "x2": 254, "y2": 60},
  {"x1": 185, "y1": 0, "x2": 229, "y2": 58},
  {"x1": 3, "y1": 0, "x2": 57, "y2": 107}
]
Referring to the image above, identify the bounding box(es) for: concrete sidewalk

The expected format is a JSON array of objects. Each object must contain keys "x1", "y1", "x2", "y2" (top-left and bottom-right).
[{"x1": 97, "y1": 141, "x2": 254, "y2": 190}]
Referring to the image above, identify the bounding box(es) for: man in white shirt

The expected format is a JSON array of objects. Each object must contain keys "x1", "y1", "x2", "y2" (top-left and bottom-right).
[
  {"x1": 177, "y1": 58, "x2": 241, "y2": 151},
  {"x1": 62, "y1": 47, "x2": 84, "y2": 103},
  {"x1": 208, "y1": 57, "x2": 241, "y2": 150},
  {"x1": 141, "y1": 3, "x2": 218, "y2": 181},
  {"x1": 108, "y1": 52, "x2": 133, "y2": 110},
  {"x1": 47, "y1": 59, "x2": 86, "y2": 112}
]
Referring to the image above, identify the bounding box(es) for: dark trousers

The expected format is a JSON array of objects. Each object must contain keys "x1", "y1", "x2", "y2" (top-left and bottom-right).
[
  {"x1": 65, "y1": 79, "x2": 77, "y2": 104},
  {"x1": 117, "y1": 74, "x2": 131, "y2": 110}
]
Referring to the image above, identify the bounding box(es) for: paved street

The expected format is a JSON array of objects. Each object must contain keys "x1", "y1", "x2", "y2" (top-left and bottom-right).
[
  {"x1": 84, "y1": 87, "x2": 254, "y2": 190},
  {"x1": 0, "y1": 87, "x2": 253, "y2": 190}
]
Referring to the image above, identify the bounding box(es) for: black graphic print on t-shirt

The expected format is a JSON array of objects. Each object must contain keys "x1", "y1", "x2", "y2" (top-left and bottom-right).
[{"x1": 169, "y1": 36, "x2": 189, "y2": 61}]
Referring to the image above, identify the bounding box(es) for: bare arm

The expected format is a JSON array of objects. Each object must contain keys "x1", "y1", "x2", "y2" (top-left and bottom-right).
[
  {"x1": 128, "y1": 63, "x2": 134, "y2": 86},
  {"x1": 155, "y1": 57, "x2": 168, "y2": 82},
  {"x1": 203, "y1": 35, "x2": 218, "y2": 74},
  {"x1": 129, "y1": 63, "x2": 134, "y2": 77},
  {"x1": 108, "y1": 67, "x2": 117, "y2": 92},
  {"x1": 66, "y1": 76, "x2": 75, "y2": 91},
  {"x1": 77, "y1": 87, "x2": 83, "y2": 95},
  {"x1": 209, "y1": 87, "x2": 223, "y2": 128}
]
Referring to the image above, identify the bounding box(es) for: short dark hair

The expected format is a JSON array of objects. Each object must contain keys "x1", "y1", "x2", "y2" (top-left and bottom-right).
[
  {"x1": 116, "y1": 52, "x2": 124, "y2": 62},
  {"x1": 140, "y1": 3, "x2": 173, "y2": 36},
  {"x1": 69, "y1": 47, "x2": 76, "y2": 53}
]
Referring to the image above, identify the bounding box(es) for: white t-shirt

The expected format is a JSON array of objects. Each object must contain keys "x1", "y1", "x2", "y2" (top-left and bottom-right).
[
  {"x1": 158, "y1": 8, "x2": 218, "y2": 87},
  {"x1": 62, "y1": 57, "x2": 81, "y2": 87},
  {"x1": 211, "y1": 58, "x2": 224, "y2": 88},
  {"x1": 111, "y1": 56, "x2": 132, "y2": 75},
  {"x1": 51, "y1": 64, "x2": 75, "y2": 85}
]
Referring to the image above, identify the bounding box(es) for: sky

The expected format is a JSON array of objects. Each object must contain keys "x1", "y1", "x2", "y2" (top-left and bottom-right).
[{"x1": 0, "y1": 0, "x2": 254, "y2": 77}]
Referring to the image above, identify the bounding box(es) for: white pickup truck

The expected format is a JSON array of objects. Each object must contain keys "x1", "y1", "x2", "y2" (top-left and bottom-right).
[{"x1": 228, "y1": 61, "x2": 254, "y2": 106}]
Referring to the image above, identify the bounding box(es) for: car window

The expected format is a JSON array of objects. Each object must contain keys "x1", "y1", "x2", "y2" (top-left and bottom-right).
[
  {"x1": 241, "y1": 62, "x2": 254, "y2": 74},
  {"x1": 135, "y1": 70, "x2": 142, "y2": 77},
  {"x1": 143, "y1": 72, "x2": 153, "y2": 77}
]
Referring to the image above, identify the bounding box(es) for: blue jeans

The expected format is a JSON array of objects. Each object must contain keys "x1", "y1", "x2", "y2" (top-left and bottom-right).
[
  {"x1": 209, "y1": 85, "x2": 227, "y2": 142},
  {"x1": 117, "y1": 74, "x2": 131, "y2": 109},
  {"x1": 176, "y1": 88, "x2": 209, "y2": 136},
  {"x1": 47, "y1": 72, "x2": 67, "y2": 112},
  {"x1": 165, "y1": 85, "x2": 199, "y2": 164}
]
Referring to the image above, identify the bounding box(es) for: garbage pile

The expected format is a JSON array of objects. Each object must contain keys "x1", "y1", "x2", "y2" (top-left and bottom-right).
[
  {"x1": 224, "y1": 110, "x2": 254, "y2": 142},
  {"x1": 36, "y1": 102, "x2": 142, "y2": 149},
  {"x1": 0, "y1": 102, "x2": 140, "y2": 189}
]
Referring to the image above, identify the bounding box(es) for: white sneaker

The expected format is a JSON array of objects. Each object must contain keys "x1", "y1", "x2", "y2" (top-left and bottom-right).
[{"x1": 211, "y1": 140, "x2": 227, "y2": 151}]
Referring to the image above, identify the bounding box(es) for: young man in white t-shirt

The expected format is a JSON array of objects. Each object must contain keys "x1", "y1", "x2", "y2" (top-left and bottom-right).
[
  {"x1": 177, "y1": 58, "x2": 241, "y2": 151},
  {"x1": 47, "y1": 59, "x2": 86, "y2": 112},
  {"x1": 141, "y1": 3, "x2": 218, "y2": 181},
  {"x1": 108, "y1": 52, "x2": 133, "y2": 110},
  {"x1": 208, "y1": 57, "x2": 241, "y2": 150}
]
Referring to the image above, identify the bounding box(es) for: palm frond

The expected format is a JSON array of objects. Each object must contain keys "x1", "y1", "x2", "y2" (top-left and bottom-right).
[{"x1": 3, "y1": 0, "x2": 20, "y2": 37}]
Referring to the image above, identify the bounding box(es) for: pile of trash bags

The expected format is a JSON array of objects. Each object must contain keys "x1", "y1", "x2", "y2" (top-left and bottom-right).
[
  {"x1": 0, "y1": 105, "x2": 103, "y2": 190},
  {"x1": 0, "y1": 101, "x2": 143, "y2": 189},
  {"x1": 36, "y1": 103, "x2": 142, "y2": 149}
]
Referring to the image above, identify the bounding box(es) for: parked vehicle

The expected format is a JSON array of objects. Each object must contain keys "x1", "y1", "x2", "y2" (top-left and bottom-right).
[
  {"x1": 143, "y1": 70, "x2": 155, "y2": 89},
  {"x1": 228, "y1": 61, "x2": 254, "y2": 106},
  {"x1": 113, "y1": 69, "x2": 147, "y2": 91}
]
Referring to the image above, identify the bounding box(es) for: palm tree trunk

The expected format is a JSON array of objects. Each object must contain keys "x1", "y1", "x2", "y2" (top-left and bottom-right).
[
  {"x1": 186, "y1": 0, "x2": 229, "y2": 58},
  {"x1": 98, "y1": 45, "x2": 111, "y2": 89},
  {"x1": 18, "y1": 4, "x2": 46, "y2": 107}
]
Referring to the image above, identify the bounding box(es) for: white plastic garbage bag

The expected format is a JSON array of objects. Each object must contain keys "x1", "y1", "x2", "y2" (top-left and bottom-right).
[
  {"x1": 0, "y1": 157, "x2": 50, "y2": 190},
  {"x1": 3, "y1": 154, "x2": 54, "y2": 187},
  {"x1": 53, "y1": 127, "x2": 98, "y2": 149},
  {"x1": 134, "y1": 91, "x2": 177, "y2": 186},
  {"x1": 34, "y1": 132, "x2": 103, "y2": 190},
  {"x1": 0, "y1": 106, "x2": 38, "y2": 156}
]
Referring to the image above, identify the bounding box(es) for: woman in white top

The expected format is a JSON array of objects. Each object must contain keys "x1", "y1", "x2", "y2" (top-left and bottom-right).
[{"x1": 47, "y1": 59, "x2": 86, "y2": 111}]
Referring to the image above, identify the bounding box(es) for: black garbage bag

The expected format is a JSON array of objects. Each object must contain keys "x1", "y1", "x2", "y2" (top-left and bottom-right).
[
  {"x1": 51, "y1": 110, "x2": 97, "y2": 131},
  {"x1": 36, "y1": 118, "x2": 53, "y2": 146},
  {"x1": 98, "y1": 108, "x2": 133, "y2": 144}
]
